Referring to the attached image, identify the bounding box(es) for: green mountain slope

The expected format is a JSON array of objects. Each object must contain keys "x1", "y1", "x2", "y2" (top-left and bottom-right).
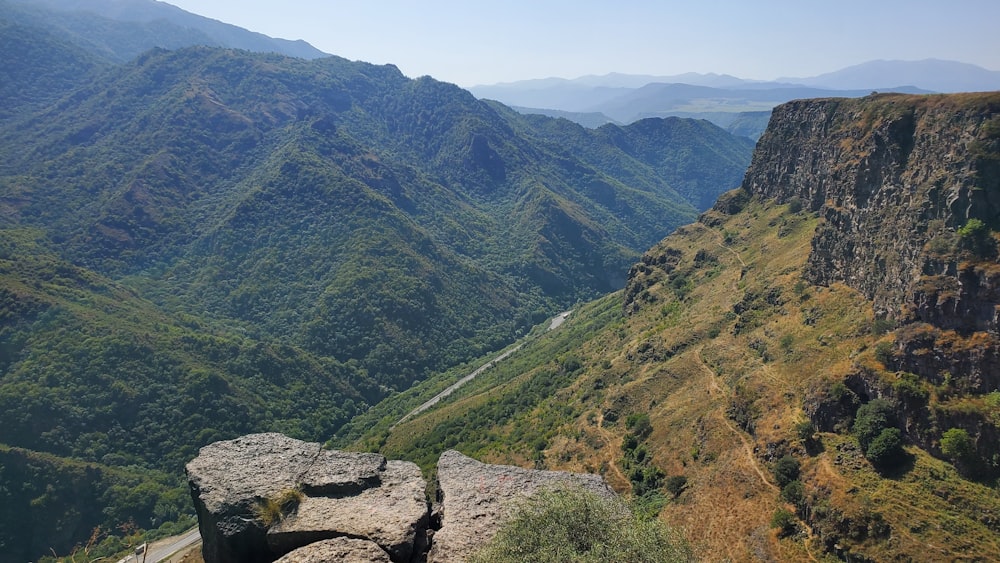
[
  {"x1": 0, "y1": 230, "x2": 377, "y2": 561},
  {"x1": 351, "y1": 93, "x2": 1000, "y2": 562},
  {"x1": 0, "y1": 37, "x2": 754, "y2": 558},
  {"x1": 0, "y1": 18, "x2": 108, "y2": 119},
  {"x1": 0, "y1": 46, "x2": 752, "y2": 388},
  {"x1": 0, "y1": 0, "x2": 327, "y2": 62}
]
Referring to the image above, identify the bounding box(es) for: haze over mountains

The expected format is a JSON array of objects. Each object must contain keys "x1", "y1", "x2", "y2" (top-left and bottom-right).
[{"x1": 470, "y1": 59, "x2": 1000, "y2": 137}]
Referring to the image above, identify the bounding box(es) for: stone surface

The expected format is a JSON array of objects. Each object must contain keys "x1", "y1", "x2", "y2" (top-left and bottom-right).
[
  {"x1": 427, "y1": 450, "x2": 616, "y2": 563},
  {"x1": 268, "y1": 460, "x2": 429, "y2": 562},
  {"x1": 186, "y1": 433, "x2": 423, "y2": 563},
  {"x1": 273, "y1": 537, "x2": 392, "y2": 563},
  {"x1": 735, "y1": 93, "x2": 1000, "y2": 333}
]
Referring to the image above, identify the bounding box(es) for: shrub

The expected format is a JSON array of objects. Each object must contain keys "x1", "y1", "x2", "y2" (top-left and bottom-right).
[
  {"x1": 940, "y1": 428, "x2": 975, "y2": 463},
  {"x1": 469, "y1": 487, "x2": 693, "y2": 563},
  {"x1": 794, "y1": 420, "x2": 816, "y2": 443},
  {"x1": 865, "y1": 428, "x2": 905, "y2": 470},
  {"x1": 772, "y1": 455, "x2": 801, "y2": 487},
  {"x1": 664, "y1": 475, "x2": 688, "y2": 498},
  {"x1": 626, "y1": 413, "x2": 653, "y2": 440},
  {"x1": 874, "y1": 341, "x2": 896, "y2": 367},
  {"x1": 787, "y1": 197, "x2": 804, "y2": 214},
  {"x1": 254, "y1": 488, "x2": 303, "y2": 527},
  {"x1": 957, "y1": 218, "x2": 994, "y2": 256},
  {"x1": 770, "y1": 508, "x2": 798, "y2": 537}
]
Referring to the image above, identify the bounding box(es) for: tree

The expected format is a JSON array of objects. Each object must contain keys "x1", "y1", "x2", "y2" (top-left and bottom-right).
[
  {"x1": 773, "y1": 455, "x2": 801, "y2": 487},
  {"x1": 852, "y1": 399, "x2": 895, "y2": 451},
  {"x1": 865, "y1": 428, "x2": 905, "y2": 470},
  {"x1": 940, "y1": 428, "x2": 975, "y2": 463}
]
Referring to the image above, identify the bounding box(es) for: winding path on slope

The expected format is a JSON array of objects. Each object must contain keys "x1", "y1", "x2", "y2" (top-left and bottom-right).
[{"x1": 694, "y1": 346, "x2": 777, "y2": 493}]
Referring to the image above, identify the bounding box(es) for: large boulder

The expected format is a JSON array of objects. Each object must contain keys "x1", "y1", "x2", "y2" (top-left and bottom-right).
[
  {"x1": 427, "y1": 450, "x2": 616, "y2": 562},
  {"x1": 268, "y1": 460, "x2": 429, "y2": 562},
  {"x1": 186, "y1": 433, "x2": 428, "y2": 563},
  {"x1": 273, "y1": 537, "x2": 392, "y2": 563}
]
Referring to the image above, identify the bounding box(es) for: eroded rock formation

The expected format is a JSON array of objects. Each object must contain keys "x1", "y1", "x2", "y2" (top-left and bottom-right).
[
  {"x1": 187, "y1": 435, "x2": 614, "y2": 563},
  {"x1": 186, "y1": 433, "x2": 427, "y2": 563}
]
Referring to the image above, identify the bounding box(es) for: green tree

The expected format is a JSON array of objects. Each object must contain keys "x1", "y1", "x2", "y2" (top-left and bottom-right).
[
  {"x1": 852, "y1": 399, "x2": 895, "y2": 451},
  {"x1": 940, "y1": 428, "x2": 975, "y2": 463},
  {"x1": 772, "y1": 455, "x2": 801, "y2": 487},
  {"x1": 865, "y1": 428, "x2": 905, "y2": 470}
]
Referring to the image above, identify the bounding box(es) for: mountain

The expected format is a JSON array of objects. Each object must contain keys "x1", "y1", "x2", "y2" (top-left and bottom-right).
[
  {"x1": 0, "y1": 0, "x2": 328, "y2": 62},
  {"x1": 0, "y1": 18, "x2": 109, "y2": 118},
  {"x1": 785, "y1": 58, "x2": 1000, "y2": 93},
  {"x1": 347, "y1": 92, "x2": 1000, "y2": 561},
  {"x1": 591, "y1": 83, "x2": 929, "y2": 123},
  {"x1": 470, "y1": 60, "x2": 999, "y2": 136},
  {"x1": 0, "y1": 29, "x2": 755, "y2": 559}
]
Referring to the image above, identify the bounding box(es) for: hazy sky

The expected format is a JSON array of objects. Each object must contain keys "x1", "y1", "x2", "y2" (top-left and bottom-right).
[{"x1": 164, "y1": 0, "x2": 1000, "y2": 87}]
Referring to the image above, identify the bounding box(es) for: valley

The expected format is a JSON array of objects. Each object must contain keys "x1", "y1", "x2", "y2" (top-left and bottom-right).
[{"x1": 0, "y1": 2, "x2": 998, "y2": 562}]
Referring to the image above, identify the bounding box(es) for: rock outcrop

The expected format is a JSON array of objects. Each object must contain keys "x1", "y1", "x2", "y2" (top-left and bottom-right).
[
  {"x1": 274, "y1": 538, "x2": 392, "y2": 563},
  {"x1": 428, "y1": 450, "x2": 617, "y2": 563},
  {"x1": 187, "y1": 436, "x2": 616, "y2": 563},
  {"x1": 186, "y1": 433, "x2": 427, "y2": 563},
  {"x1": 735, "y1": 93, "x2": 1000, "y2": 333},
  {"x1": 267, "y1": 460, "x2": 429, "y2": 562}
]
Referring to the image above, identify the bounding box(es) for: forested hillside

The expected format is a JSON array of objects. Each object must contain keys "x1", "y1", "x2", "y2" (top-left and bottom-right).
[
  {"x1": 352, "y1": 93, "x2": 1000, "y2": 561},
  {"x1": 0, "y1": 24, "x2": 753, "y2": 560}
]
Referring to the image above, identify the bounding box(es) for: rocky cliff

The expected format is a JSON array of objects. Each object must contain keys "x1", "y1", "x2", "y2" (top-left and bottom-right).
[
  {"x1": 725, "y1": 92, "x2": 1000, "y2": 469},
  {"x1": 731, "y1": 92, "x2": 1000, "y2": 396},
  {"x1": 186, "y1": 434, "x2": 615, "y2": 563},
  {"x1": 740, "y1": 93, "x2": 999, "y2": 331},
  {"x1": 340, "y1": 92, "x2": 1000, "y2": 561}
]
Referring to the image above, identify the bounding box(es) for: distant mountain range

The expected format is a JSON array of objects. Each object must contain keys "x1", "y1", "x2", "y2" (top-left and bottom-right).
[{"x1": 471, "y1": 59, "x2": 1000, "y2": 137}]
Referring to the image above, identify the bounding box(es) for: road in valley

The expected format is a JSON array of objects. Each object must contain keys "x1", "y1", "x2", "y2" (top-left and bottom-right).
[
  {"x1": 139, "y1": 526, "x2": 201, "y2": 563},
  {"x1": 392, "y1": 311, "x2": 573, "y2": 428},
  {"x1": 128, "y1": 312, "x2": 575, "y2": 561}
]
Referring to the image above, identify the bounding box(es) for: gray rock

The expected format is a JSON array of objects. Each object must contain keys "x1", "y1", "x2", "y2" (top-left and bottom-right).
[
  {"x1": 186, "y1": 433, "x2": 423, "y2": 563},
  {"x1": 273, "y1": 537, "x2": 392, "y2": 563},
  {"x1": 428, "y1": 450, "x2": 616, "y2": 562},
  {"x1": 269, "y1": 460, "x2": 429, "y2": 562}
]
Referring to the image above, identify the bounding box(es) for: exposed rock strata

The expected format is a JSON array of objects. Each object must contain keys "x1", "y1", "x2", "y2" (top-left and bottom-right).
[
  {"x1": 735, "y1": 93, "x2": 1000, "y2": 332},
  {"x1": 428, "y1": 450, "x2": 616, "y2": 563},
  {"x1": 268, "y1": 460, "x2": 428, "y2": 562}
]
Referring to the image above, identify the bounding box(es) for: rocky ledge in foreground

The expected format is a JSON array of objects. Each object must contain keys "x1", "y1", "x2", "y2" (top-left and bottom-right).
[{"x1": 186, "y1": 433, "x2": 615, "y2": 563}]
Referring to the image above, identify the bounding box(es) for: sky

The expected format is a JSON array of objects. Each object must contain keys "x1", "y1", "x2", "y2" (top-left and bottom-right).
[{"x1": 163, "y1": 0, "x2": 1000, "y2": 87}]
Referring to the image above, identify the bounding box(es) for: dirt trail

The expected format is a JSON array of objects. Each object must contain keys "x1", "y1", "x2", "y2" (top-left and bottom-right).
[
  {"x1": 694, "y1": 346, "x2": 777, "y2": 493},
  {"x1": 594, "y1": 413, "x2": 630, "y2": 488}
]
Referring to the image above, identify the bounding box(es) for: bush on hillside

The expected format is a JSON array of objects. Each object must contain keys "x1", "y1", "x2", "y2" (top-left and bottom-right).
[
  {"x1": 940, "y1": 428, "x2": 975, "y2": 463},
  {"x1": 469, "y1": 487, "x2": 693, "y2": 563},
  {"x1": 772, "y1": 455, "x2": 801, "y2": 487},
  {"x1": 865, "y1": 427, "x2": 905, "y2": 470}
]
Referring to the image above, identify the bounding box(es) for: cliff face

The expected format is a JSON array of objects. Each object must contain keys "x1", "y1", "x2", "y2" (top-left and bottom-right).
[{"x1": 741, "y1": 93, "x2": 1000, "y2": 332}]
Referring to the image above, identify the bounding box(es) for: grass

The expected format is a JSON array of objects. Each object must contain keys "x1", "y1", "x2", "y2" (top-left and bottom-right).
[
  {"x1": 253, "y1": 488, "x2": 304, "y2": 527},
  {"x1": 349, "y1": 195, "x2": 1000, "y2": 561}
]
